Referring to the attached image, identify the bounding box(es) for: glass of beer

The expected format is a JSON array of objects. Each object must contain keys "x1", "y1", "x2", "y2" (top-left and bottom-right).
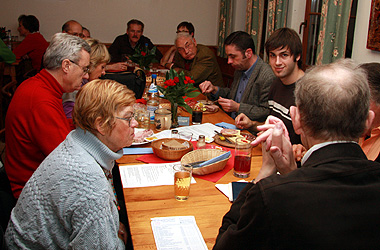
[
  {"x1": 233, "y1": 138, "x2": 252, "y2": 178},
  {"x1": 173, "y1": 164, "x2": 193, "y2": 201}
]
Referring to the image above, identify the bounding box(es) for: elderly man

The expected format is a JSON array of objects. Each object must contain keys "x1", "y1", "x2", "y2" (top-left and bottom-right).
[
  {"x1": 171, "y1": 32, "x2": 224, "y2": 88},
  {"x1": 199, "y1": 31, "x2": 274, "y2": 121},
  {"x1": 213, "y1": 59, "x2": 380, "y2": 250},
  {"x1": 5, "y1": 33, "x2": 90, "y2": 199},
  {"x1": 62, "y1": 20, "x2": 84, "y2": 38},
  {"x1": 236, "y1": 28, "x2": 304, "y2": 143},
  {"x1": 108, "y1": 19, "x2": 162, "y2": 63}
]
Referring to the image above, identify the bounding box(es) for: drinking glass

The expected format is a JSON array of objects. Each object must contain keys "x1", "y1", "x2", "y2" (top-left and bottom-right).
[
  {"x1": 173, "y1": 164, "x2": 192, "y2": 201},
  {"x1": 179, "y1": 132, "x2": 193, "y2": 141},
  {"x1": 192, "y1": 110, "x2": 203, "y2": 125},
  {"x1": 233, "y1": 138, "x2": 252, "y2": 178}
]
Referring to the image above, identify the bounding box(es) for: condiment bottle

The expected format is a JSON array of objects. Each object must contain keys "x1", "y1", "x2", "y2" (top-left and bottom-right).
[
  {"x1": 197, "y1": 135, "x2": 206, "y2": 149},
  {"x1": 171, "y1": 130, "x2": 179, "y2": 138}
]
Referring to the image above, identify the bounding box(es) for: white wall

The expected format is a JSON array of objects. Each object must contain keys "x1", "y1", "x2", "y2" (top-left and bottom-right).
[
  {"x1": 0, "y1": 0, "x2": 220, "y2": 45},
  {"x1": 352, "y1": 0, "x2": 380, "y2": 63}
]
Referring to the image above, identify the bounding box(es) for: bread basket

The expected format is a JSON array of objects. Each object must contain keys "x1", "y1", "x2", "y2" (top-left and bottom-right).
[
  {"x1": 181, "y1": 149, "x2": 231, "y2": 175},
  {"x1": 151, "y1": 138, "x2": 193, "y2": 161}
]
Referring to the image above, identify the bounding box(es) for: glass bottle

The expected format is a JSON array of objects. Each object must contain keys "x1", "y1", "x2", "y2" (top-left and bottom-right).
[
  {"x1": 147, "y1": 74, "x2": 159, "y2": 123},
  {"x1": 197, "y1": 135, "x2": 206, "y2": 149}
]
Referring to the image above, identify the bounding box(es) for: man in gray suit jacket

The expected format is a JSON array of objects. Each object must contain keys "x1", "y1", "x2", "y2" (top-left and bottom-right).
[{"x1": 199, "y1": 31, "x2": 275, "y2": 122}]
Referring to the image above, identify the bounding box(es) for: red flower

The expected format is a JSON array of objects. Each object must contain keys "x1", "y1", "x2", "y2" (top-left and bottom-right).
[
  {"x1": 136, "y1": 98, "x2": 147, "y2": 105},
  {"x1": 174, "y1": 77, "x2": 180, "y2": 83},
  {"x1": 184, "y1": 76, "x2": 195, "y2": 84},
  {"x1": 164, "y1": 79, "x2": 176, "y2": 86},
  {"x1": 141, "y1": 51, "x2": 146, "y2": 56}
]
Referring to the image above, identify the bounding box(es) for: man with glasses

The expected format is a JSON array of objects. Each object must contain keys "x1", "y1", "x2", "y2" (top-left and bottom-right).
[
  {"x1": 5, "y1": 33, "x2": 91, "y2": 199},
  {"x1": 62, "y1": 20, "x2": 84, "y2": 38},
  {"x1": 200, "y1": 31, "x2": 275, "y2": 122},
  {"x1": 171, "y1": 32, "x2": 224, "y2": 88}
]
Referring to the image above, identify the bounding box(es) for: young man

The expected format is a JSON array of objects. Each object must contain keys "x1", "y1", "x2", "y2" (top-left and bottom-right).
[
  {"x1": 214, "y1": 59, "x2": 380, "y2": 250},
  {"x1": 199, "y1": 31, "x2": 275, "y2": 121},
  {"x1": 236, "y1": 28, "x2": 304, "y2": 144}
]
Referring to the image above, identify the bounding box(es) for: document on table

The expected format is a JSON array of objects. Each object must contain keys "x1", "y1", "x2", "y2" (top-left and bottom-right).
[
  {"x1": 152, "y1": 123, "x2": 222, "y2": 142},
  {"x1": 151, "y1": 216, "x2": 208, "y2": 250},
  {"x1": 119, "y1": 163, "x2": 196, "y2": 188}
]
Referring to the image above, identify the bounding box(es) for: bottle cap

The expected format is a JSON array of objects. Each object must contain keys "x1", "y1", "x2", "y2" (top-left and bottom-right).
[{"x1": 151, "y1": 74, "x2": 157, "y2": 79}]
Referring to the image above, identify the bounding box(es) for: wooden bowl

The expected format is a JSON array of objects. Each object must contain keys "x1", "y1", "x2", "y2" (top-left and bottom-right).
[
  {"x1": 151, "y1": 138, "x2": 193, "y2": 161},
  {"x1": 181, "y1": 149, "x2": 231, "y2": 175}
]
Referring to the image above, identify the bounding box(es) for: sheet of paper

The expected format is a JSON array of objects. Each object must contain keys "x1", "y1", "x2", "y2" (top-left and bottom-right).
[
  {"x1": 119, "y1": 163, "x2": 196, "y2": 188},
  {"x1": 153, "y1": 123, "x2": 222, "y2": 142},
  {"x1": 151, "y1": 216, "x2": 208, "y2": 250}
]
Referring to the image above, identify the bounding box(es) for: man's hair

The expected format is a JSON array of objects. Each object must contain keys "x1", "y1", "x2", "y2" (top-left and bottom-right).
[
  {"x1": 73, "y1": 79, "x2": 136, "y2": 135},
  {"x1": 175, "y1": 32, "x2": 194, "y2": 44},
  {"x1": 18, "y1": 15, "x2": 39, "y2": 33},
  {"x1": 43, "y1": 33, "x2": 91, "y2": 70},
  {"x1": 224, "y1": 31, "x2": 256, "y2": 55},
  {"x1": 295, "y1": 59, "x2": 370, "y2": 141},
  {"x1": 61, "y1": 20, "x2": 80, "y2": 32},
  {"x1": 85, "y1": 38, "x2": 110, "y2": 74},
  {"x1": 265, "y1": 28, "x2": 302, "y2": 69},
  {"x1": 127, "y1": 19, "x2": 144, "y2": 31},
  {"x1": 359, "y1": 63, "x2": 380, "y2": 105},
  {"x1": 177, "y1": 21, "x2": 195, "y2": 36}
]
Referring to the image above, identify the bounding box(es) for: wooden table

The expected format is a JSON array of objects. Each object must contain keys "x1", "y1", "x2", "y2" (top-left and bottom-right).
[{"x1": 118, "y1": 102, "x2": 263, "y2": 250}]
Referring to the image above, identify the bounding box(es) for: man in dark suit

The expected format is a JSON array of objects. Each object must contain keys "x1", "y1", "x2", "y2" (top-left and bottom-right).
[
  {"x1": 213, "y1": 59, "x2": 380, "y2": 250},
  {"x1": 200, "y1": 31, "x2": 275, "y2": 122}
]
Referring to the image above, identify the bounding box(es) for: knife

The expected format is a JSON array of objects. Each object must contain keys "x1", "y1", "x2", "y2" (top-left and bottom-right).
[{"x1": 214, "y1": 130, "x2": 233, "y2": 144}]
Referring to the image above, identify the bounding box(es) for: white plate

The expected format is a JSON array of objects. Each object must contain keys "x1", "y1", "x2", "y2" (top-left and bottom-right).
[{"x1": 132, "y1": 128, "x2": 155, "y2": 146}]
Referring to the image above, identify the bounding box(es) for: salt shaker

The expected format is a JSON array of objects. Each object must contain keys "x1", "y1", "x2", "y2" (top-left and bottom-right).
[
  {"x1": 197, "y1": 135, "x2": 206, "y2": 149},
  {"x1": 171, "y1": 129, "x2": 179, "y2": 139}
]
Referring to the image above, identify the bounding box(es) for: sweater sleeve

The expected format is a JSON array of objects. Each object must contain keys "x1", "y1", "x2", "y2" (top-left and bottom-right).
[
  {"x1": 213, "y1": 183, "x2": 272, "y2": 250},
  {"x1": 0, "y1": 39, "x2": 16, "y2": 64},
  {"x1": 12, "y1": 35, "x2": 33, "y2": 59}
]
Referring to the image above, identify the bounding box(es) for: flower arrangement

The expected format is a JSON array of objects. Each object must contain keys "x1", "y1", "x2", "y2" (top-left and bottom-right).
[
  {"x1": 157, "y1": 69, "x2": 200, "y2": 126},
  {"x1": 129, "y1": 43, "x2": 158, "y2": 70},
  {"x1": 0, "y1": 27, "x2": 7, "y2": 40}
]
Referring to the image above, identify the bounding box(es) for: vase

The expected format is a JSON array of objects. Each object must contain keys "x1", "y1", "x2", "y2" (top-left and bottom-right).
[{"x1": 171, "y1": 102, "x2": 179, "y2": 128}]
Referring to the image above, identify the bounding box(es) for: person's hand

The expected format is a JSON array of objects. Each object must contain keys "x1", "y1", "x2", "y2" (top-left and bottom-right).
[
  {"x1": 269, "y1": 124, "x2": 297, "y2": 174},
  {"x1": 254, "y1": 140, "x2": 277, "y2": 183},
  {"x1": 235, "y1": 113, "x2": 256, "y2": 130},
  {"x1": 251, "y1": 116, "x2": 289, "y2": 148},
  {"x1": 118, "y1": 222, "x2": 128, "y2": 245},
  {"x1": 218, "y1": 97, "x2": 239, "y2": 112},
  {"x1": 199, "y1": 81, "x2": 218, "y2": 94},
  {"x1": 106, "y1": 62, "x2": 129, "y2": 72},
  {"x1": 293, "y1": 144, "x2": 306, "y2": 162}
]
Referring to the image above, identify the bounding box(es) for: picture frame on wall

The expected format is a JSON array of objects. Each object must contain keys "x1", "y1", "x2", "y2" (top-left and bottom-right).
[{"x1": 367, "y1": 0, "x2": 380, "y2": 51}]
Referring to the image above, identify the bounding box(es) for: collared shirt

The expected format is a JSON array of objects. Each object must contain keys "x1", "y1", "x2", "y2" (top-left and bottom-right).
[
  {"x1": 301, "y1": 140, "x2": 358, "y2": 166},
  {"x1": 231, "y1": 59, "x2": 258, "y2": 118},
  {"x1": 359, "y1": 126, "x2": 380, "y2": 160}
]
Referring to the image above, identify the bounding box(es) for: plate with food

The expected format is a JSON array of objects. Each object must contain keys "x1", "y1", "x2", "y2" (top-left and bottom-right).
[
  {"x1": 193, "y1": 100, "x2": 219, "y2": 114},
  {"x1": 132, "y1": 128, "x2": 155, "y2": 145},
  {"x1": 213, "y1": 129, "x2": 255, "y2": 148}
]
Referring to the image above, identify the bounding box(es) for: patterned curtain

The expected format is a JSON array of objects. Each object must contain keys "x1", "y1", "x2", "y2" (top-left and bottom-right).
[
  {"x1": 266, "y1": 0, "x2": 289, "y2": 40},
  {"x1": 217, "y1": 0, "x2": 233, "y2": 57},
  {"x1": 316, "y1": 0, "x2": 353, "y2": 65},
  {"x1": 245, "y1": 0, "x2": 265, "y2": 55},
  {"x1": 245, "y1": 0, "x2": 289, "y2": 56}
]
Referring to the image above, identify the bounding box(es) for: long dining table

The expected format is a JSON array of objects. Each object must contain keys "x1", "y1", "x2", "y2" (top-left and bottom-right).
[{"x1": 117, "y1": 98, "x2": 263, "y2": 249}]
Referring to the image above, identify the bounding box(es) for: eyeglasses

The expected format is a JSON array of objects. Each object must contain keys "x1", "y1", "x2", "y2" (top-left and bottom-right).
[
  {"x1": 69, "y1": 60, "x2": 90, "y2": 75},
  {"x1": 116, "y1": 113, "x2": 135, "y2": 126}
]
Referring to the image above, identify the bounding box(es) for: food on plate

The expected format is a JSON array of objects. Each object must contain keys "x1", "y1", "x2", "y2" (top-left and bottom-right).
[
  {"x1": 133, "y1": 129, "x2": 154, "y2": 143},
  {"x1": 204, "y1": 104, "x2": 218, "y2": 113},
  {"x1": 220, "y1": 128, "x2": 240, "y2": 137},
  {"x1": 193, "y1": 102, "x2": 207, "y2": 112},
  {"x1": 162, "y1": 139, "x2": 189, "y2": 150}
]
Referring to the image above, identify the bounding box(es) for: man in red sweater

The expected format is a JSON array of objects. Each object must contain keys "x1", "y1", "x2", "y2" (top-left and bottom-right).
[{"x1": 5, "y1": 33, "x2": 91, "y2": 198}]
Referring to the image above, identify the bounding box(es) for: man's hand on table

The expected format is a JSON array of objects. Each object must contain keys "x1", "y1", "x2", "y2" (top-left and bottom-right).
[
  {"x1": 235, "y1": 113, "x2": 257, "y2": 130},
  {"x1": 218, "y1": 97, "x2": 239, "y2": 113},
  {"x1": 199, "y1": 80, "x2": 218, "y2": 95}
]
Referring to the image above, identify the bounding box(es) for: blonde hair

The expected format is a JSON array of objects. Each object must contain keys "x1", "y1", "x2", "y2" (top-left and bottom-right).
[
  {"x1": 73, "y1": 79, "x2": 136, "y2": 134},
  {"x1": 85, "y1": 38, "x2": 111, "y2": 74}
]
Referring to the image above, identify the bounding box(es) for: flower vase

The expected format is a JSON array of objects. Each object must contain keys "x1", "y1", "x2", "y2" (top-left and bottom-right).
[{"x1": 171, "y1": 102, "x2": 179, "y2": 128}]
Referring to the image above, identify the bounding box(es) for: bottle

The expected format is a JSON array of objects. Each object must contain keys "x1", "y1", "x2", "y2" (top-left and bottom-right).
[
  {"x1": 197, "y1": 135, "x2": 206, "y2": 149},
  {"x1": 147, "y1": 74, "x2": 159, "y2": 123},
  {"x1": 5, "y1": 30, "x2": 12, "y2": 50}
]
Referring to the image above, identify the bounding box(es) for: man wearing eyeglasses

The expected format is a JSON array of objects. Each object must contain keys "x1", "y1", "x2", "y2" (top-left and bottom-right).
[
  {"x1": 62, "y1": 20, "x2": 84, "y2": 38},
  {"x1": 171, "y1": 32, "x2": 224, "y2": 88},
  {"x1": 4, "y1": 33, "x2": 91, "y2": 199}
]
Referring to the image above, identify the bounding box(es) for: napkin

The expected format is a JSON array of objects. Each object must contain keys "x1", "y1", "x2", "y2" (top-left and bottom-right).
[
  {"x1": 215, "y1": 122, "x2": 238, "y2": 130},
  {"x1": 197, "y1": 151, "x2": 231, "y2": 167},
  {"x1": 123, "y1": 147, "x2": 153, "y2": 155}
]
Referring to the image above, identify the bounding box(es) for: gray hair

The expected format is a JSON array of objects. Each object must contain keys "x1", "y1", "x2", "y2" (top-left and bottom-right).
[
  {"x1": 43, "y1": 33, "x2": 91, "y2": 70},
  {"x1": 175, "y1": 32, "x2": 193, "y2": 44},
  {"x1": 295, "y1": 59, "x2": 370, "y2": 141}
]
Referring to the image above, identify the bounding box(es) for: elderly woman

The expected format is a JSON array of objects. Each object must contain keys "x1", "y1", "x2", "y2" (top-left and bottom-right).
[
  {"x1": 63, "y1": 38, "x2": 111, "y2": 119},
  {"x1": 5, "y1": 79, "x2": 137, "y2": 249},
  {"x1": 13, "y1": 14, "x2": 49, "y2": 72}
]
